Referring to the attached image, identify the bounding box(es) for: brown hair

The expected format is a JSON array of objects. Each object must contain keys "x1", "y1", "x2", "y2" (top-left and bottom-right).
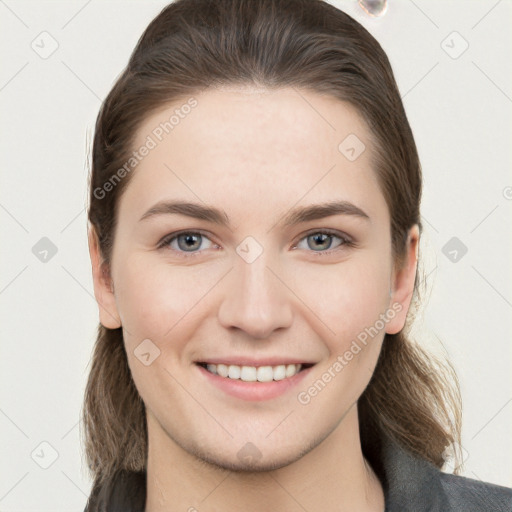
[{"x1": 83, "y1": 0, "x2": 461, "y2": 508}]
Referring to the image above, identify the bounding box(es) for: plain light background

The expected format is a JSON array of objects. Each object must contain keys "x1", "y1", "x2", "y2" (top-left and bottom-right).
[{"x1": 0, "y1": 0, "x2": 511, "y2": 510}]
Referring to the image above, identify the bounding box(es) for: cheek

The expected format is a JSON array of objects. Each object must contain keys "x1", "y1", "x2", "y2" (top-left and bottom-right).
[
  {"x1": 114, "y1": 259, "x2": 208, "y2": 410},
  {"x1": 113, "y1": 256, "x2": 222, "y2": 347},
  {"x1": 291, "y1": 254, "x2": 392, "y2": 403},
  {"x1": 292, "y1": 254, "x2": 392, "y2": 344},
  {"x1": 294, "y1": 262, "x2": 391, "y2": 411}
]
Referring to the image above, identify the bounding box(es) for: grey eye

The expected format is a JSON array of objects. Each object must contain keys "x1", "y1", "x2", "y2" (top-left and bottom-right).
[
  {"x1": 296, "y1": 233, "x2": 344, "y2": 252},
  {"x1": 167, "y1": 232, "x2": 214, "y2": 253}
]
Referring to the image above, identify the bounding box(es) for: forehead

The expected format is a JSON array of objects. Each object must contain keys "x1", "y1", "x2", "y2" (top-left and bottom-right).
[{"x1": 120, "y1": 86, "x2": 386, "y2": 226}]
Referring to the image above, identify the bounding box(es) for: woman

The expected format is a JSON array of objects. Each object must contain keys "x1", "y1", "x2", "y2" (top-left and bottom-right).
[{"x1": 83, "y1": 0, "x2": 512, "y2": 511}]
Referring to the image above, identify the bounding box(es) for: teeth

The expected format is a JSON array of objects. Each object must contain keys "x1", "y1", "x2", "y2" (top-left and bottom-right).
[{"x1": 203, "y1": 363, "x2": 303, "y2": 382}]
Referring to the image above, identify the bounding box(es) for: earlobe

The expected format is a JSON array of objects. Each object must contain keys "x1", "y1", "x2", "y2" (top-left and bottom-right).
[
  {"x1": 88, "y1": 225, "x2": 122, "y2": 329},
  {"x1": 385, "y1": 225, "x2": 420, "y2": 335}
]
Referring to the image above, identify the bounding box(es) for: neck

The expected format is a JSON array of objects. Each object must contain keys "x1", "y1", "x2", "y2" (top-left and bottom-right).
[{"x1": 144, "y1": 405, "x2": 384, "y2": 512}]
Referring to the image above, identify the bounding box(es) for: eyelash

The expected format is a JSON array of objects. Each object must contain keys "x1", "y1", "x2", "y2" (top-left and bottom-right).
[{"x1": 157, "y1": 229, "x2": 355, "y2": 258}]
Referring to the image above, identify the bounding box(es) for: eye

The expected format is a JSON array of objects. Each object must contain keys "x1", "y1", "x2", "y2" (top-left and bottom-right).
[
  {"x1": 294, "y1": 229, "x2": 353, "y2": 255},
  {"x1": 157, "y1": 231, "x2": 217, "y2": 256},
  {"x1": 157, "y1": 229, "x2": 353, "y2": 258}
]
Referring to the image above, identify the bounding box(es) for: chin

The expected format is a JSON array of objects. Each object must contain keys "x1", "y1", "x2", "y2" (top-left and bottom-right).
[
  {"x1": 188, "y1": 442, "x2": 310, "y2": 473},
  {"x1": 201, "y1": 451, "x2": 301, "y2": 473}
]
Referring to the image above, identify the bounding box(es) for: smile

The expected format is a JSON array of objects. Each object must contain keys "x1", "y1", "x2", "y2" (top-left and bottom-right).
[
  {"x1": 195, "y1": 361, "x2": 315, "y2": 401},
  {"x1": 196, "y1": 362, "x2": 313, "y2": 382}
]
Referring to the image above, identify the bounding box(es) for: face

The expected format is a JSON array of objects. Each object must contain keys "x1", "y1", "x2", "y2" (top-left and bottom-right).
[{"x1": 89, "y1": 86, "x2": 418, "y2": 471}]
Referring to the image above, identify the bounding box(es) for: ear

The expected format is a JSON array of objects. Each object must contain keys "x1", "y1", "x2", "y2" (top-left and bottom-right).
[
  {"x1": 385, "y1": 224, "x2": 420, "y2": 335},
  {"x1": 88, "y1": 224, "x2": 122, "y2": 329}
]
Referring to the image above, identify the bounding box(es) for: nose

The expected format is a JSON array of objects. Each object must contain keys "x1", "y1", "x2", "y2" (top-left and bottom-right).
[{"x1": 217, "y1": 251, "x2": 293, "y2": 339}]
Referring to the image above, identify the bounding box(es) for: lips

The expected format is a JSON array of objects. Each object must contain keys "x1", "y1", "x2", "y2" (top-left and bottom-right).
[
  {"x1": 195, "y1": 360, "x2": 315, "y2": 401},
  {"x1": 194, "y1": 357, "x2": 316, "y2": 367}
]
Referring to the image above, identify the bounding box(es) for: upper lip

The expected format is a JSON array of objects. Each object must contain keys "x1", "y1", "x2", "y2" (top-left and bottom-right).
[{"x1": 195, "y1": 357, "x2": 316, "y2": 367}]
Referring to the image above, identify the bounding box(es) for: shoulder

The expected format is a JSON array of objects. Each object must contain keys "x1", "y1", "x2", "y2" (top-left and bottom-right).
[
  {"x1": 374, "y1": 434, "x2": 512, "y2": 512},
  {"x1": 84, "y1": 470, "x2": 146, "y2": 512},
  {"x1": 438, "y1": 471, "x2": 512, "y2": 512}
]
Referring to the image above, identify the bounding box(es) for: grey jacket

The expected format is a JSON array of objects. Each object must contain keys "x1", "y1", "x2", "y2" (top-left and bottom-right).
[
  {"x1": 86, "y1": 436, "x2": 512, "y2": 511},
  {"x1": 378, "y1": 436, "x2": 512, "y2": 511}
]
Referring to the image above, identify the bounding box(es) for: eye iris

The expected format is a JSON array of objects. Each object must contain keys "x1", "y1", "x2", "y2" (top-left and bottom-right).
[
  {"x1": 178, "y1": 233, "x2": 201, "y2": 252},
  {"x1": 308, "y1": 233, "x2": 332, "y2": 251},
  {"x1": 171, "y1": 232, "x2": 340, "y2": 253}
]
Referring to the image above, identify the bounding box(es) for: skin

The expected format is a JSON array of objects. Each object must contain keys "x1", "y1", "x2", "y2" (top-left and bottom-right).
[{"x1": 89, "y1": 85, "x2": 419, "y2": 512}]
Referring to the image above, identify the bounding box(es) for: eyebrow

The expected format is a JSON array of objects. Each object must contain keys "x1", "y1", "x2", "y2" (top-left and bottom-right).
[{"x1": 138, "y1": 199, "x2": 370, "y2": 227}]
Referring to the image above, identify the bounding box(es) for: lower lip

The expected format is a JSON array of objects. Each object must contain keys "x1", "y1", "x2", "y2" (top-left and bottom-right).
[{"x1": 196, "y1": 364, "x2": 314, "y2": 401}]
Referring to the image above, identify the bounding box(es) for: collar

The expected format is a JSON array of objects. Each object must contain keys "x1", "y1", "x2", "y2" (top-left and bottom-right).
[{"x1": 377, "y1": 435, "x2": 451, "y2": 512}]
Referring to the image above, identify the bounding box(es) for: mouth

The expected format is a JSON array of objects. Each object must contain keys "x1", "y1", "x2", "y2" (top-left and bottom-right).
[
  {"x1": 194, "y1": 360, "x2": 316, "y2": 401},
  {"x1": 195, "y1": 361, "x2": 315, "y2": 382}
]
